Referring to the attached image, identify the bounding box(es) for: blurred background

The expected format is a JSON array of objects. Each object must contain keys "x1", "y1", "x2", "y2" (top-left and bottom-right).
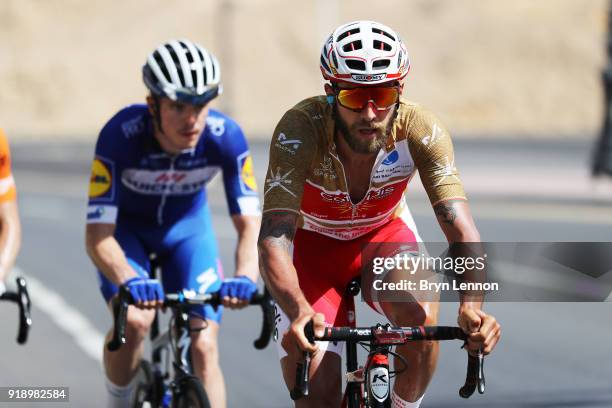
[
  {"x1": 1, "y1": 1, "x2": 612, "y2": 407},
  {"x1": 0, "y1": 0, "x2": 607, "y2": 139}
]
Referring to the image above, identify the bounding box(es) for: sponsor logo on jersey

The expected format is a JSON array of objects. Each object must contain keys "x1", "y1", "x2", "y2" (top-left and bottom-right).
[
  {"x1": 86, "y1": 205, "x2": 117, "y2": 223},
  {"x1": 122, "y1": 167, "x2": 218, "y2": 195},
  {"x1": 421, "y1": 123, "x2": 442, "y2": 146},
  {"x1": 372, "y1": 142, "x2": 414, "y2": 183},
  {"x1": 121, "y1": 115, "x2": 144, "y2": 139},
  {"x1": 351, "y1": 73, "x2": 386, "y2": 82},
  {"x1": 314, "y1": 155, "x2": 337, "y2": 179},
  {"x1": 320, "y1": 191, "x2": 350, "y2": 204},
  {"x1": 238, "y1": 151, "x2": 258, "y2": 194},
  {"x1": 432, "y1": 156, "x2": 460, "y2": 186},
  {"x1": 89, "y1": 158, "x2": 112, "y2": 198},
  {"x1": 265, "y1": 167, "x2": 295, "y2": 197},
  {"x1": 206, "y1": 116, "x2": 226, "y2": 137},
  {"x1": 274, "y1": 133, "x2": 302, "y2": 155},
  {"x1": 382, "y1": 150, "x2": 399, "y2": 165},
  {"x1": 368, "y1": 186, "x2": 395, "y2": 200},
  {"x1": 86, "y1": 206, "x2": 105, "y2": 220}
]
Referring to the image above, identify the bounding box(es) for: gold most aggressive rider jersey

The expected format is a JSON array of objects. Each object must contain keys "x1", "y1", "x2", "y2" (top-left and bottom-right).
[{"x1": 262, "y1": 96, "x2": 467, "y2": 241}]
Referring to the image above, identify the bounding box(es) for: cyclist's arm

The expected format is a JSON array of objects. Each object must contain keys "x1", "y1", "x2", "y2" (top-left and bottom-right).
[
  {"x1": 258, "y1": 107, "x2": 317, "y2": 321},
  {"x1": 433, "y1": 199, "x2": 482, "y2": 310},
  {"x1": 407, "y1": 107, "x2": 482, "y2": 308},
  {"x1": 258, "y1": 210, "x2": 313, "y2": 321},
  {"x1": 0, "y1": 200, "x2": 21, "y2": 284},
  {"x1": 85, "y1": 223, "x2": 137, "y2": 286},
  {"x1": 231, "y1": 214, "x2": 260, "y2": 282}
]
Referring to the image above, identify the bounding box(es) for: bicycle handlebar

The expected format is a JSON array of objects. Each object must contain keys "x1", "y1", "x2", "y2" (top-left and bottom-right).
[
  {"x1": 107, "y1": 285, "x2": 275, "y2": 352},
  {"x1": 0, "y1": 277, "x2": 32, "y2": 345},
  {"x1": 290, "y1": 322, "x2": 485, "y2": 401}
]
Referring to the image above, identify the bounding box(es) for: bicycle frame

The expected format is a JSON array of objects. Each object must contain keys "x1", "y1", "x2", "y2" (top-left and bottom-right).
[
  {"x1": 152, "y1": 302, "x2": 197, "y2": 386},
  {"x1": 290, "y1": 279, "x2": 485, "y2": 407},
  {"x1": 107, "y1": 260, "x2": 275, "y2": 408}
]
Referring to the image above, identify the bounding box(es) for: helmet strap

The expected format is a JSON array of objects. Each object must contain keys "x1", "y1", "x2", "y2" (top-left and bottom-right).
[{"x1": 150, "y1": 95, "x2": 166, "y2": 137}]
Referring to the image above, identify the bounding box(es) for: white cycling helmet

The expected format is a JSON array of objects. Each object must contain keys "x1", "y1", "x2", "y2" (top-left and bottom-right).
[
  {"x1": 320, "y1": 20, "x2": 410, "y2": 85},
  {"x1": 143, "y1": 39, "x2": 222, "y2": 105}
]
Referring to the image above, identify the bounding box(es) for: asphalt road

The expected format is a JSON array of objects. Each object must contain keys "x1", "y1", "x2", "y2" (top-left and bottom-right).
[{"x1": 0, "y1": 137, "x2": 611, "y2": 407}]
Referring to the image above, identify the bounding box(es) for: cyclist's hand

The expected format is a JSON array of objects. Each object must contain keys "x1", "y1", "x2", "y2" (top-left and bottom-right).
[
  {"x1": 458, "y1": 308, "x2": 501, "y2": 355},
  {"x1": 281, "y1": 312, "x2": 325, "y2": 356},
  {"x1": 219, "y1": 276, "x2": 257, "y2": 309},
  {"x1": 123, "y1": 277, "x2": 164, "y2": 309}
]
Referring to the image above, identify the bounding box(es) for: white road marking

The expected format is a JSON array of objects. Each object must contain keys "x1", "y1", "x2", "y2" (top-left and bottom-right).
[{"x1": 15, "y1": 268, "x2": 104, "y2": 363}]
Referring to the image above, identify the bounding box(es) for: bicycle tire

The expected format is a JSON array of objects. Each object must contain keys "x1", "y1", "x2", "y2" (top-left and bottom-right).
[
  {"x1": 172, "y1": 375, "x2": 210, "y2": 408},
  {"x1": 132, "y1": 360, "x2": 156, "y2": 408}
]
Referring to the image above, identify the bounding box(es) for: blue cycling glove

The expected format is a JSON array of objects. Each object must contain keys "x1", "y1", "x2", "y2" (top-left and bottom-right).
[
  {"x1": 219, "y1": 276, "x2": 257, "y2": 301},
  {"x1": 124, "y1": 277, "x2": 164, "y2": 303}
]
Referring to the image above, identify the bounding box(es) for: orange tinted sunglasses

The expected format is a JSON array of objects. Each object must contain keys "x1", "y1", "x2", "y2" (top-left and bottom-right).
[{"x1": 335, "y1": 86, "x2": 400, "y2": 112}]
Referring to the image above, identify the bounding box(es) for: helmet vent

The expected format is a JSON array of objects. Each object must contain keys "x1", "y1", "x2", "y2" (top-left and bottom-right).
[
  {"x1": 331, "y1": 51, "x2": 339, "y2": 68},
  {"x1": 154, "y1": 52, "x2": 172, "y2": 84},
  {"x1": 346, "y1": 59, "x2": 366, "y2": 71},
  {"x1": 372, "y1": 28, "x2": 395, "y2": 41},
  {"x1": 179, "y1": 41, "x2": 198, "y2": 87},
  {"x1": 373, "y1": 40, "x2": 392, "y2": 52},
  {"x1": 337, "y1": 28, "x2": 360, "y2": 42},
  {"x1": 342, "y1": 40, "x2": 362, "y2": 52},
  {"x1": 373, "y1": 59, "x2": 390, "y2": 70},
  {"x1": 320, "y1": 55, "x2": 331, "y2": 73}
]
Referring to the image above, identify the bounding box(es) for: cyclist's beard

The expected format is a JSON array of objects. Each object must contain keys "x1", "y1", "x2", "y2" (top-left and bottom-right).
[{"x1": 334, "y1": 107, "x2": 394, "y2": 154}]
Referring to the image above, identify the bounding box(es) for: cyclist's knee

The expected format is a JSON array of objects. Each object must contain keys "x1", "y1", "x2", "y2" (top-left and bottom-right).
[
  {"x1": 191, "y1": 327, "x2": 220, "y2": 368},
  {"x1": 124, "y1": 307, "x2": 155, "y2": 346}
]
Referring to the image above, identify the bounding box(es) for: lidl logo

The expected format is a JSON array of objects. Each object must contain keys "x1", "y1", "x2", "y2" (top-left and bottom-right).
[
  {"x1": 89, "y1": 159, "x2": 111, "y2": 198},
  {"x1": 240, "y1": 154, "x2": 258, "y2": 193}
]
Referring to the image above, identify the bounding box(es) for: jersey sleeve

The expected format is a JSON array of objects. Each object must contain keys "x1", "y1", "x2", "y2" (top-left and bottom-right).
[
  {"x1": 407, "y1": 107, "x2": 467, "y2": 206},
  {"x1": 86, "y1": 118, "x2": 124, "y2": 224},
  {"x1": 0, "y1": 129, "x2": 16, "y2": 203},
  {"x1": 262, "y1": 109, "x2": 315, "y2": 215},
  {"x1": 219, "y1": 119, "x2": 261, "y2": 216}
]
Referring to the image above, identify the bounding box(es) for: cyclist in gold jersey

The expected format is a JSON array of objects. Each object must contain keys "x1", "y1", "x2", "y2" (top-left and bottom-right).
[{"x1": 258, "y1": 21, "x2": 500, "y2": 407}]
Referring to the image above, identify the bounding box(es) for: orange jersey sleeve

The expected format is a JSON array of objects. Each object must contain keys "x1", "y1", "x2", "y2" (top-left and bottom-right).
[{"x1": 0, "y1": 129, "x2": 17, "y2": 202}]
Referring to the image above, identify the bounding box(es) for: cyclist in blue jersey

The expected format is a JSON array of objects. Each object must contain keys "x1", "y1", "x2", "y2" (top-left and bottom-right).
[{"x1": 85, "y1": 39, "x2": 261, "y2": 408}]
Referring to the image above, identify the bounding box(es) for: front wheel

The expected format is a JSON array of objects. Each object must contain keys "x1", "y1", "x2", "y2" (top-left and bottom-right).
[
  {"x1": 132, "y1": 360, "x2": 157, "y2": 408},
  {"x1": 172, "y1": 376, "x2": 210, "y2": 408}
]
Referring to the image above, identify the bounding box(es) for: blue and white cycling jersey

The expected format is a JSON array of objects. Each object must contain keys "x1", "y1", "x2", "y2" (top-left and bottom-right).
[
  {"x1": 87, "y1": 104, "x2": 260, "y2": 225},
  {"x1": 88, "y1": 104, "x2": 260, "y2": 321}
]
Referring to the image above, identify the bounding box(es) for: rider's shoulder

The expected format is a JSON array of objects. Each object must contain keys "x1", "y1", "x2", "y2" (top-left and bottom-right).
[
  {"x1": 397, "y1": 99, "x2": 447, "y2": 132},
  {"x1": 397, "y1": 98, "x2": 433, "y2": 118},
  {"x1": 205, "y1": 109, "x2": 242, "y2": 139},
  {"x1": 281, "y1": 96, "x2": 330, "y2": 123},
  {"x1": 100, "y1": 104, "x2": 150, "y2": 141}
]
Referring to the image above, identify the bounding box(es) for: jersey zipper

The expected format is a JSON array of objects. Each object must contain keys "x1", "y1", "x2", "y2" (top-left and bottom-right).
[
  {"x1": 157, "y1": 155, "x2": 177, "y2": 225},
  {"x1": 331, "y1": 150, "x2": 382, "y2": 226}
]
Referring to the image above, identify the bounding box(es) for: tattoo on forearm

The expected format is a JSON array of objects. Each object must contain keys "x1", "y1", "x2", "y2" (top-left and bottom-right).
[
  {"x1": 258, "y1": 212, "x2": 297, "y2": 251},
  {"x1": 434, "y1": 201, "x2": 458, "y2": 225}
]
